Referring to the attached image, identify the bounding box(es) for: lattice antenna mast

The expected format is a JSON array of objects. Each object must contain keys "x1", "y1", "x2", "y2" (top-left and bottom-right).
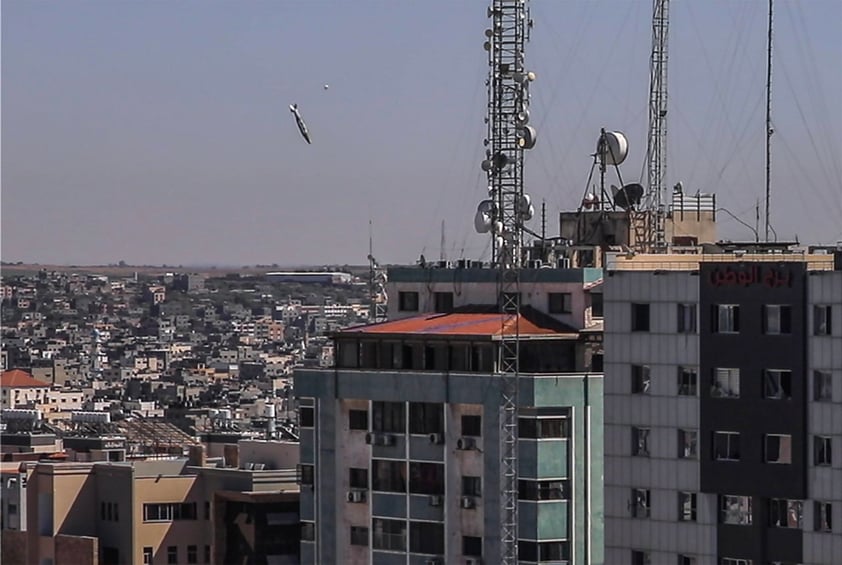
[
  {"x1": 645, "y1": 0, "x2": 669, "y2": 248},
  {"x1": 473, "y1": 1, "x2": 537, "y2": 563}
]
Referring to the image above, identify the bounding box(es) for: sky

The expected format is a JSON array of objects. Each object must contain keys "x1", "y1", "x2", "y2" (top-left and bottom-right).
[{"x1": 2, "y1": 0, "x2": 841, "y2": 267}]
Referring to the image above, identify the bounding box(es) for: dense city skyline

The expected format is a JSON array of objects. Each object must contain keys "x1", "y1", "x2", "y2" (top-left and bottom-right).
[{"x1": 3, "y1": 0, "x2": 841, "y2": 266}]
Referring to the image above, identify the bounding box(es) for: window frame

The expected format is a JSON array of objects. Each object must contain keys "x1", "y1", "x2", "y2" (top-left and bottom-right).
[
  {"x1": 631, "y1": 488, "x2": 651, "y2": 518},
  {"x1": 711, "y1": 368, "x2": 740, "y2": 398},
  {"x1": 350, "y1": 525, "x2": 369, "y2": 546},
  {"x1": 720, "y1": 494, "x2": 752, "y2": 525},
  {"x1": 632, "y1": 364, "x2": 651, "y2": 394},
  {"x1": 398, "y1": 291, "x2": 419, "y2": 312},
  {"x1": 768, "y1": 498, "x2": 803, "y2": 528},
  {"x1": 814, "y1": 370, "x2": 833, "y2": 402},
  {"x1": 632, "y1": 427, "x2": 651, "y2": 457},
  {"x1": 677, "y1": 303, "x2": 697, "y2": 333},
  {"x1": 548, "y1": 292, "x2": 573, "y2": 314},
  {"x1": 679, "y1": 492, "x2": 697, "y2": 522},
  {"x1": 763, "y1": 369, "x2": 792, "y2": 400},
  {"x1": 763, "y1": 304, "x2": 792, "y2": 335},
  {"x1": 678, "y1": 429, "x2": 698, "y2": 459},
  {"x1": 815, "y1": 501, "x2": 833, "y2": 532},
  {"x1": 632, "y1": 303, "x2": 651, "y2": 332},
  {"x1": 713, "y1": 431, "x2": 741, "y2": 461},
  {"x1": 713, "y1": 304, "x2": 740, "y2": 334},
  {"x1": 814, "y1": 435, "x2": 832, "y2": 466},
  {"x1": 813, "y1": 304, "x2": 833, "y2": 335},
  {"x1": 461, "y1": 414, "x2": 482, "y2": 437},
  {"x1": 348, "y1": 409, "x2": 368, "y2": 431},
  {"x1": 764, "y1": 434, "x2": 792, "y2": 464},
  {"x1": 678, "y1": 366, "x2": 698, "y2": 396}
]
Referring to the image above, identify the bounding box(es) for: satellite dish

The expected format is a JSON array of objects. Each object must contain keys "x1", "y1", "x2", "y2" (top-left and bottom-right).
[
  {"x1": 583, "y1": 193, "x2": 598, "y2": 209},
  {"x1": 492, "y1": 152, "x2": 509, "y2": 170},
  {"x1": 323, "y1": 84, "x2": 329, "y2": 90},
  {"x1": 518, "y1": 125, "x2": 537, "y2": 149},
  {"x1": 596, "y1": 131, "x2": 628, "y2": 166},
  {"x1": 474, "y1": 200, "x2": 495, "y2": 233},
  {"x1": 613, "y1": 183, "x2": 644, "y2": 210},
  {"x1": 515, "y1": 109, "x2": 530, "y2": 126}
]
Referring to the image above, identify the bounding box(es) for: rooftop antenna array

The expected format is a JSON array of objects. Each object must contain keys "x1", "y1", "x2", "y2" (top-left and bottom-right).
[
  {"x1": 473, "y1": 1, "x2": 537, "y2": 562},
  {"x1": 764, "y1": 0, "x2": 773, "y2": 241}
]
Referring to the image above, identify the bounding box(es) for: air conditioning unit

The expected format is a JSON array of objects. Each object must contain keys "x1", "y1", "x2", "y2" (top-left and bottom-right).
[
  {"x1": 456, "y1": 437, "x2": 476, "y2": 450},
  {"x1": 428, "y1": 432, "x2": 444, "y2": 445},
  {"x1": 365, "y1": 432, "x2": 374, "y2": 445},
  {"x1": 428, "y1": 495, "x2": 443, "y2": 507},
  {"x1": 461, "y1": 496, "x2": 476, "y2": 509},
  {"x1": 346, "y1": 490, "x2": 366, "y2": 503}
]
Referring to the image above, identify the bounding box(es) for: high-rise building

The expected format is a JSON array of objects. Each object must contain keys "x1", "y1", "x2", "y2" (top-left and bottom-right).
[
  {"x1": 603, "y1": 249, "x2": 842, "y2": 565},
  {"x1": 294, "y1": 265, "x2": 605, "y2": 564}
]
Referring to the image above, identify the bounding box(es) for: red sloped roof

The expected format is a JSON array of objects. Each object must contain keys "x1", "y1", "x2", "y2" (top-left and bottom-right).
[
  {"x1": 1, "y1": 369, "x2": 50, "y2": 388},
  {"x1": 342, "y1": 312, "x2": 568, "y2": 337}
]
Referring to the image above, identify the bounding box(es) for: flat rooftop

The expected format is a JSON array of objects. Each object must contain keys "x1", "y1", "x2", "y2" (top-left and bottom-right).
[
  {"x1": 387, "y1": 266, "x2": 603, "y2": 284},
  {"x1": 606, "y1": 252, "x2": 836, "y2": 272}
]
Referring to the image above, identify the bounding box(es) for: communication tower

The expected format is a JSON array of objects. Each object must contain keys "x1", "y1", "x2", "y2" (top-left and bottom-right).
[
  {"x1": 472, "y1": 1, "x2": 537, "y2": 562},
  {"x1": 643, "y1": 0, "x2": 670, "y2": 251}
]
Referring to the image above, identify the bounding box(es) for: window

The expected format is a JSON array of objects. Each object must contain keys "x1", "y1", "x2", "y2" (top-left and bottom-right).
[
  {"x1": 143, "y1": 503, "x2": 198, "y2": 522},
  {"x1": 167, "y1": 546, "x2": 178, "y2": 565},
  {"x1": 350, "y1": 526, "x2": 369, "y2": 546},
  {"x1": 721, "y1": 559, "x2": 752, "y2": 565},
  {"x1": 519, "y1": 541, "x2": 570, "y2": 562},
  {"x1": 713, "y1": 304, "x2": 740, "y2": 333},
  {"x1": 101, "y1": 501, "x2": 106, "y2": 521},
  {"x1": 372, "y1": 460, "x2": 406, "y2": 493},
  {"x1": 518, "y1": 479, "x2": 570, "y2": 500},
  {"x1": 142, "y1": 547, "x2": 153, "y2": 565},
  {"x1": 349, "y1": 409, "x2": 368, "y2": 430},
  {"x1": 298, "y1": 464, "x2": 314, "y2": 486},
  {"x1": 763, "y1": 304, "x2": 792, "y2": 335},
  {"x1": 814, "y1": 305, "x2": 833, "y2": 335},
  {"x1": 720, "y1": 495, "x2": 752, "y2": 525},
  {"x1": 433, "y1": 292, "x2": 454, "y2": 313},
  {"x1": 462, "y1": 475, "x2": 482, "y2": 497},
  {"x1": 372, "y1": 401, "x2": 405, "y2": 433},
  {"x1": 461, "y1": 415, "x2": 481, "y2": 437},
  {"x1": 204, "y1": 546, "x2": 210, "y2": 563},
  {"x1": 409, "y1": 521, "x2": 444, "y2": 554},
  {"x1": 372, "y1": 518, "x2": 406, "y2": 551},
  {"x1": 815, "y1": 436, "x2": 832, "y2": 466},
  {"x1": 187, "y1": 545, "x2": 197, "y2": 564},
  {"x1": 815, "y1": 501, "x2": 833, "y2": 532},
  {"x1": 349, "y1": 467, "x2": 368, "y2": 489},
  {"x1": 711, "y1": 368, "x2": 740, "y2": 398},
  {"x1": 765, "y1": 434, "x2": 792, "y2": 464},
  {"x1": 7, "y1": 503, "x2": 17, "y2": 515},
  {"x1": 300, "y1": 407, "x2": 314, "y2": 428},
  {"x1": 678, "y1": 555, "x2": 697, "y2": 565},
  {"x1": 463, "y1": 535, "x2": 482, "y2": 557},
  {"x1": 398, "y1": 291, "x2": 419, "y2": 312},
  {"x1": 408, "y1": 402, "x2": 443, "y2": 434},
  {"x1": 678, "y1": 366, "x2": 697, "y2": 396},
  {"x1": 764, "y1": 370, "x2": 792, "y2": 399},
  {"x1": 631, "y1": 488, "x2": 650, "y2": 518},
  {"x1": 677, "y1": 303, "x2": 697, "y2": 333},
  {"x1": 631, "y1": 550, "x2": 651, "y2": 565},
  {"x1": 679, "y1": 492, "x2": 697, "y2": 522},
  {"x1": 632, "y1": 427, "x2": 650, "y2": 457},
  {"x1": 590, "y1": 292, "x2": 604, "y2": 317},
  {"x1": 713, "y1": 431, "x2": 741, "y2": 461},
  {"x1": 814, "y1": 370, "x2": 833, "y2": 401},
  {"x1": 301, "y1": 522, "x2": 315, "y2": 541},
  {"x1": 679, "y1": 429, "x2": 697, "y2": 458},
  {"x1": 204, "y1": 501, "x2": 210, "y2": 520},
  {"x1": 409, "y1": 462, "x2": 444, "y2": 495},
  {"x1": 548, "y1": 292, "x2": 572, "y2": 314},
  {"x1": 632, "y1": 303, "x2": 651, "y2": 331},
  {"x1": 518, "y1": 417, "x2": 569, "y2": 438},
  {"x1": 769, "y1": 498, "x2": 802, "y2": 528},
  {"x1": 632, "y1": 364, "x2": 651, "y2": 394}
]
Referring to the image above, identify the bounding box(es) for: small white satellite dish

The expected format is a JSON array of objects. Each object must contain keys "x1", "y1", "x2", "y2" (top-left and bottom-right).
[{"x1": 323, "y1": 84, "x2": 329, "y2": 90}]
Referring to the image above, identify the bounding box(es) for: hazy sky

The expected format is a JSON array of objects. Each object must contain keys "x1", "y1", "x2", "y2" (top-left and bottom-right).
[{"x1": 3, "y1": 1, "x2": 841, "y2": 266}]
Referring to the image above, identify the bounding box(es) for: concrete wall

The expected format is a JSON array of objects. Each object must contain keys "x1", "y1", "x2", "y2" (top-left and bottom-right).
[{"x1": 55, "y1": 534, "x2": 98, "y2": 565}]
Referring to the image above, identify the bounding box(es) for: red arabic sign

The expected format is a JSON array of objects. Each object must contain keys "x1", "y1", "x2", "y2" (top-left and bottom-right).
[{"x1": 709, "y1": 265, "x2": 793, "y2": 288}]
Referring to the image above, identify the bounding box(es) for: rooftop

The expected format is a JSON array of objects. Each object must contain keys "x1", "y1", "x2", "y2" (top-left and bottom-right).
[
  {"x1": 1, "y1": 369, "x2": 51, "y2": 388},
  {"x1": 606, "y1": 251, "x2": 837, "y2": 272},
  {"x1": 340, "y1": 309, "x2": 577, "y2": 339}
]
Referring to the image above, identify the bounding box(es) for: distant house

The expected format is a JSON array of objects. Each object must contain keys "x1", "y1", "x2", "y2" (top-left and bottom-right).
[{"x1": 0, "y1": 369, "x2": 51, "y2": 410}]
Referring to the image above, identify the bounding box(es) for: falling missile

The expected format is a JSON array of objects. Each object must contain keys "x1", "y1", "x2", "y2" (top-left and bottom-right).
[{"x1": 289, "y1": 103, "x2": 311, "y2": 144}]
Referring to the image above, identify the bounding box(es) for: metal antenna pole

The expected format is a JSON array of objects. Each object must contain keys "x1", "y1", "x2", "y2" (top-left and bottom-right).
[
  {"x1": 646, "y1": 0, "x2": 669, "y2": 250},
  {"x1": 765, "y1": 0, "x2": 773, "y2": 242},
  {"x1": 480, "y1": 1, "x2": 535, "y2": 562}
]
